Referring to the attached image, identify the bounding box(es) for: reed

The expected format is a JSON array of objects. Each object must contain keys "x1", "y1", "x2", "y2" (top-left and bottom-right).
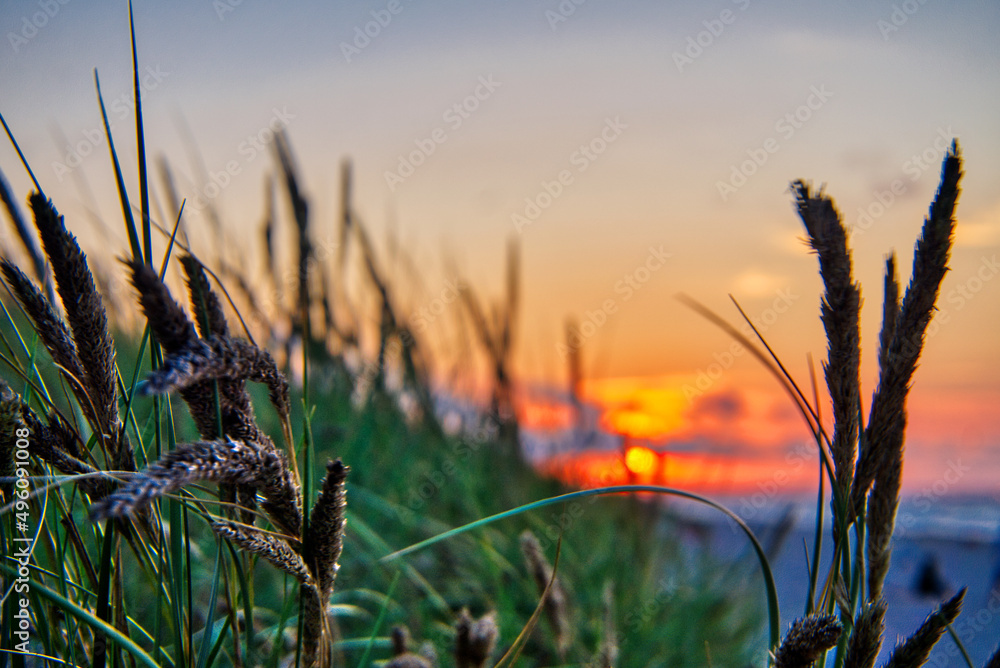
[
  {"x1": 842, "y1": 599, "x2": 887, "y2": 668},
  {"x1": 520, "y1": 529, "x2": 572, "y2": 660},
  {"x1": 792, "y1": 181, "x2": 861, "y2": 506},
  {"x1": 773, "y1": 615, "x2": 843, "y2": 668},
  {"x1": 786, "y1": 142, "x2": 965, "y2": 665},
  {"x1": 454, "y1": 608, "x2": 499, "y2": 668},
  {"x1": 883, "y1": 589, "x2": 965, "y2": 668}
]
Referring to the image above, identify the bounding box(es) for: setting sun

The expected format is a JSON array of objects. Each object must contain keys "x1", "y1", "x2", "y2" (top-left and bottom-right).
[{"x1": 625, "y1": 445, "x2": 658, "y2": 475}]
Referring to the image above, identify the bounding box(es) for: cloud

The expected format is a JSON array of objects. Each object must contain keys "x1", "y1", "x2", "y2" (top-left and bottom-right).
[
  {"x1": 689, "y1": 389, "x2": 745, "y2": 421},
  {"x1": 733, "y1": 269, "x2": 787, "y2": 297},
  {"x1": 955, "y1": 200, "x2": 1000, "y2": 248}
]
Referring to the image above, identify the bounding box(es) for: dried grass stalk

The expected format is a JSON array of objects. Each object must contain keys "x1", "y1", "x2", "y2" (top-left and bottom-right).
[
  {"x1": 455, "y1": 609, "x2": 499, "y2": 668},
  {"x1": 1, "y1": 384, "x2": 22, "y2": 501},
  {"x1": 884, "y1": 588, "x2": 965, "y2": 668},
  {"x1": 300, "y1": 581, "x2": 329, "y2": 668},
  {"x1": 386, "y1": 630, "x2": 434, "y2": 668},
  {"x1": 2, "y1": 261, "x2": 138, "y2": 474},
  {"x1": 303, "y1": 459, "x2": 348, "y2": 599},
  {"x1": 127, "y1": 259, "x2": 198, "y2": 353},
  {"x1": 29, "y1": 193, "x2": 123, "y2": 453},
  {"x1": 1, "y1": 260, "x2": 88, "y2": 397},
  {"x1": 178, "y1": 254, "x2": 271, "y2": 464},
  {"x1": 3, "y1": 386, "x2": 106, "y2": 498},
  {"x1": 142, "y1": 335, "x2": 289, "y2": 421},
  {"x1": 772, "y1": 614, "x2": 842, "y2": 668},
  {"x1": 128, "y1": 258, "x2": 275, "y2": 460},
  {"x1": 337, "y1": 159, "x2": 354, "y2": 269},
  {"x1": 385, "y1": 655, "x2": 432, "y2": 668},
  {"x1": 866, "y1": 447, "x2": 902, "y2": 602},
  {"x1": 89, "y1": 437, "x2": 302, "y2": 536},
  {"x1": 594, "y1": 581, "x2": 618, "y2": 668},
  {"x1": 843, "y1": 599, "x2": 886, "y2": 668},
  {"x1": 391, "y1": 626, "x2": 411, "y2": 656},
  {"x1": 859, "y1": 144, "x2": 963, "y2": 600},
  {"x1": 210, "y1": 519, "x2": 311, "y2": 582},
  {"x1": 792, "y1": 181, "x2": 861, "y2": 505},
  {"x1": 520, "y1": 529, "x2": 571, "y2": 659},
  {"x1": 181, "y1": 254, "x2": 228, "y2": 339},
  {"x1": 877, "y1": 254, "x2": 900, "y2": 374},
  {"x1": 274, "y1": 130, "x2": 311, "y2": 322},
  {"x1": 0, "y1": 169, "x2": 46, "y2": 286},
  {"x1": 855, "y1": 145, "x2": 962, "y2": 506}
]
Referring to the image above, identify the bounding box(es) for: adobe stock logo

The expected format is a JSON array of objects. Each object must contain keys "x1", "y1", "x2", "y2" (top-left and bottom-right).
[
  {"x1": 8, "y1": 0, "x2": 70, "y2": 54},
  {"x1": 511, "y1": 117, "x2": 627, "y2": 233},
  {"x1": 340, "y1": 0, "x2": 415, "y2": 63},
  {"x1": 383, "y1": 76, "x2": 502, "y2": 192},
  {"x1": 682, "y1": 288, "x2": 798, "y2": 400},
  {"x1": 51, "y1": 66, "x2": 171, "y2": 182},
  {"x1": 556, "y1": 245, "x2": 670, "y2": 358},
  {"x1": 672, "y1": 0, "x2": 751, "y2": 73},
  {"x1": 716, "y1": 85, "x2": 833, "y2": 202}
]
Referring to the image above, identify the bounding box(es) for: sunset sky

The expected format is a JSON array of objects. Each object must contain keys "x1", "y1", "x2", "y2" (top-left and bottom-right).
[{"x1": 2, "y1": 1, "x2": 998, "y2": 493}]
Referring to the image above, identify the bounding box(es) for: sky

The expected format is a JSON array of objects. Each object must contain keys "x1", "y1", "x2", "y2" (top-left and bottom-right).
[{"x1": 1, "y1": 0, "x2": 998, "y2": 494}]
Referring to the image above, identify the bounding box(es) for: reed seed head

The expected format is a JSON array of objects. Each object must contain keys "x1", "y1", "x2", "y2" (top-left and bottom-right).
[
  {"x1": 854, "y1": 144, "x2": 962, "y2": 514},
  {"x1": 90, "y1": 437, "x2": 302, "y2": 536},
  {"x1": 211, "y1": 519, "x2": 311, "y2": 582},
  {"x1": 843, "y1": 599, "x2": 886, "y2": 668},
  {"x1": 773, "y1": 614, "x2": 842, "y2": 668},
  {"x1": 520, "y1": 529, "x2": 571, "y2": 659},
  {"x1": 303, "y1": 459, "x2": 349, "y2": 599},
  {"x1": 884, "y1": 588, "x2": 966, "y2": 668},
  {"x1": 791, "y1": 180, "x2": 861, "y2": 504},
  {"x1": 455, "y1": 609, "x2": 499, "y2": 668}
]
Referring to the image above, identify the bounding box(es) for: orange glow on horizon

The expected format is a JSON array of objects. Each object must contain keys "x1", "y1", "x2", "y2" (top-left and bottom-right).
[
  {"x1": 526, "y1": 377, "x2": 1000, "y2": 496},
  {"x1": 537, "y1": 449, "x2": 818, "y2": 495},
  {"x1": 585, "y1": 378, "x2": 689, "y2": 440},
  {"x1": 518, "y1": 400, "x2": 574, "y2": 431}
]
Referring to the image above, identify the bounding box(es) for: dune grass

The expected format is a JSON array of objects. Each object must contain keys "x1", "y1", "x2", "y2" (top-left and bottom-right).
[{"x1": 2, "y1": 5, "x2": 999, "y2": 668}]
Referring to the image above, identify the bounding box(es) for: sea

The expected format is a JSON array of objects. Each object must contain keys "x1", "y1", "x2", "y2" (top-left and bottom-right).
[{"x1": 670, "y1": 492, "x2": 1000, "y2": 666}]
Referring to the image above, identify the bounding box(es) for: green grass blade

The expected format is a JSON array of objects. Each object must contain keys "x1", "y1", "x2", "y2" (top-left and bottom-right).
[
  {"x1": 267, "y1": 575, "x2": 297, "y2": 668},
  {"x1": 946, "y1": 625, "x2": 975, "y2": 668},
  {"x1": 91, "y1": 522, "x2": 116, "y2": 668},
  {"x1": 0, "y1": 298, "x2": 52, "y2": 407},
  {"x1": 0, "y1": 562, "x2": 160, "y2": 668},
  {"x1": 382, "y1": 484, "x2": 782, "y2": 652},
  {"x1": 94, "y1": 70, "x2": 142, "y2": 264},
  {"x1": 494, "y1": 535, "x2": 563, "y2": 668},
  {"x1": 222, "y1": 538, "x2": 255, "y2": 665},
  {"x1": 808, "y1": 455, "x2": 825, "y2": 615},
  {"x1": 355, "y1": 570, "x2": 400, "y2": 668},
  {"x1": 206, "y1": 617, "x2": 232, "y2": 668},
  {"x1": 0, "y1": 111, "x2": 43, "y2": 193},
  {"x1": 347, "y1": 510, "x2": 450, "y2": 615},
  {"x1": 128, "y1": 0, "x2": 152, "y2": 267},
  {"x1": 195, "y1": 540, "x2": 224, "y2": 668}
]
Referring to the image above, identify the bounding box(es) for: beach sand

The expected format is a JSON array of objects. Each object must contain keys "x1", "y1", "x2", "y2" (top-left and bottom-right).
[{"x1": 676, "y1": 503, "x2": 1000, "y2": 665}]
